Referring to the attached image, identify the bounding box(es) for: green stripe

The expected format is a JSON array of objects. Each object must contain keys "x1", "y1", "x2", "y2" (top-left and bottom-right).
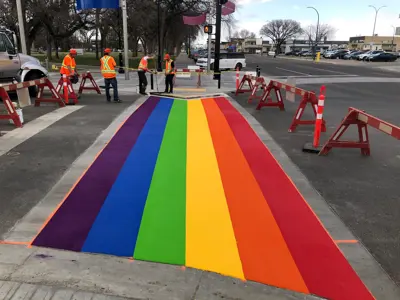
[{"x1": 133, "y1": 99, "x2": 187, "y2": 265}]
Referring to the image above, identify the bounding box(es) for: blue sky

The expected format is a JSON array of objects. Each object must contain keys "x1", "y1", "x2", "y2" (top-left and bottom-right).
[{"x1": 232, "y1": 0, "x2": 400, "y2": 41}]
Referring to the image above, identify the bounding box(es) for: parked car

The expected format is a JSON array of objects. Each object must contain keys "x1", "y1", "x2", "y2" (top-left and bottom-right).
[
  {"x1": 295, "y1": 50, "x2": 309, "y2": 56},
  {"x1": 343, "y1": 51, "x2": 362, "y2": 60},
  {"x1": 196, "y1": 52, "x2": 246, "y2": 70},
  {"x1": 368, "y1": 52, "x2": 397, "y2": 62},
  {"x1": 301, "y1": 51, "x2": 314, "y2": 57},
  {"x1": 323, "y1": 50, "x2": 335, "y2": 58},
  {"x1": 285, "y1": 50, "x2": 300, "y2": 56},
  {"x1": 330, "y1": 49, "x2": 349, "y2": 59},
  {"x1": 358, "y1": 50, "x2": 383, "y2": 61}
]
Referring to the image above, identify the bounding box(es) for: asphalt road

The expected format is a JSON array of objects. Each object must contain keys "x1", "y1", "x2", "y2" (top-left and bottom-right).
[
  {"x1": 245, "y1": 54, "x2": 400, "y2": 78},
  {"x1": 233, "y1": 56, "x2": 400, "y2": 286}
]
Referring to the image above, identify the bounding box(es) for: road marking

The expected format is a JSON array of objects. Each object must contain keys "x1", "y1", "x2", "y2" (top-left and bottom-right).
[
  {"x1": 304, "y1": 66, "x2": 354, "y2": 75},
  {"x1": 0, "y1": 106, "x2": 83, "y2": 157},
  {"x1": 276, "y1": 67, "x2": 310, "y2": 76}
]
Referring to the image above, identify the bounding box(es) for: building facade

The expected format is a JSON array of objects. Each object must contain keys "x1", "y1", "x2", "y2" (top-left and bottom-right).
[
  {"x1": 229, "y1": 38, "x2": 270, "y2": 54},
  {"x1": 348, "y1": 36, "x2": 399, "y2": 51},
  {"x1": 283, "y1": 39, "x2": 349, "y2": 53}
]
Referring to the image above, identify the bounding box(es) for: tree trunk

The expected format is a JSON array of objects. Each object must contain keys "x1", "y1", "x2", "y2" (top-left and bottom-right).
[
  {"x1": 95, "y1": 9, "x2": 100, "y2": 59},
  {"x1": 46, "y1": 33, "x2": 52, "y2": 61},
  {"x1": 55, "y1": 40, "x2": 59, "y2": 59}
]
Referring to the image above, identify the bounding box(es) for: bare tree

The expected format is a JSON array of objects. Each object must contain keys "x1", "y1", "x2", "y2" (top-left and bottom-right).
[
  {"x1": 260, "y1": 19, "x2": 303, "y2": 53},
  {"x1": 232, "y1": 29, "x2": 256, "y2": 39},
  {"x1": 303, "y1": 24, "x2": 336, "y2": 44}
]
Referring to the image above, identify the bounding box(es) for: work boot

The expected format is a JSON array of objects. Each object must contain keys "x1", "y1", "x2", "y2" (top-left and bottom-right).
[
  {"x1": 106, "y1": 98, "x2": 111, "y2": 102},
  {"x1": 113, "y1": 99, "x2": 122, "y2": 103}
]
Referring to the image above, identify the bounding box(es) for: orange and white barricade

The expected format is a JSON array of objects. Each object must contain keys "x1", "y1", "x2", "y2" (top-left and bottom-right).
[
  {"x1": 256, "y1": 80, "x2": 327, "y2": 133},
  {"x1": 235, "y1": 74, "x2": 255, "y2": 95},
  {"x1": 78, "y1": 71, "x2": 101, "y2": 96},
  {"x1": 59, "y1": 75, "x2": 78, "y2": 105},
  {"x1": 320, "y1": 107, "x2": 400, "y2": 156},
  {"x1": 0, "y1": 78, "x2": 65, "y2": 127},
  {"x1": 247, "y1": 77, "x2": 268, "y2": 103}
]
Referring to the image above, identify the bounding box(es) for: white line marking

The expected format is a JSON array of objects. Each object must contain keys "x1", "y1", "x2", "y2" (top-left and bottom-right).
[
  {"x1": 276, "y1": 67, "x2": 311, "y2": 76},
  {"x1": 0, "y1": 106, "x2": 84, "y2": 157},
  {"x1": 304, "y1": 66, "x2": 354, "y2": 75}
]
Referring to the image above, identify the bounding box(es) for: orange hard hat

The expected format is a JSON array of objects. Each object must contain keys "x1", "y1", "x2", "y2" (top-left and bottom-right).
[
  {"x1": 164, "y1": 54, "x2": 170, "y2": 60},
  {"x1": 70, "y1": 49, "x2": 77, "y2": 55},
  {"x1": 104, "y1": 48, "x2": 112, "y2": 54}
]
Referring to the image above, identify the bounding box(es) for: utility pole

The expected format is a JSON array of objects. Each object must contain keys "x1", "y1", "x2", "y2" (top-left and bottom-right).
[
  {"x1": 16, "y1": 0, "x2": 27, "y2": 54},
  {"x1": 121, "y1": 0, "x2": 129, "y2": 79}
]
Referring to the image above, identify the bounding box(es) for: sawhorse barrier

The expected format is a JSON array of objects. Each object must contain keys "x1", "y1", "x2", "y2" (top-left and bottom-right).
[
  {"x1": 236, "y1": 74, "x2": 255, "y2": 95},
  {"x1": 0, "y1": 78, "x2": 65, "y2": 127},
  {"x1": 55, "y1": 75, "x2": 78, "y2": 105},
  {"x1": 256, "y1": 80, "x2": 327, "y2": 133},
  {"x1": 320, "y1": 107, "x2": 400, "y2": 156},
  {"x1": 78, "y1": 71, "x2": 101, "y2": 96}
]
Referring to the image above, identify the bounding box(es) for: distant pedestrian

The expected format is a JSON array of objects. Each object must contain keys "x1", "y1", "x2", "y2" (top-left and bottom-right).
[
  {"x1": 100, "y1": 48, "x2": 121, "y2": 103},
  {"x1": 138, "y1": 54, "x2": 154, "y2": 95},
  {"x1": 163, "y1": 54, "x2": 175, "y2": 94}
]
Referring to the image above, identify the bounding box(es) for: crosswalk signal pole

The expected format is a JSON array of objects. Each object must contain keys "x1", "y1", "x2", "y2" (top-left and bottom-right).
[{"x1": 213, "y1": 0, "x2": 226, "y2": 80}]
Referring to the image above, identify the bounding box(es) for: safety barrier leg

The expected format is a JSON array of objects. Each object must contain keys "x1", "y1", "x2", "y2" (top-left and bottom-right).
[
  {"x1": 320, "y1": 109, "x2": 370, "y2": 156},
  {"x1": 35, "y1": 78, "x2": 65, "y2": 107},
  {"x1": 78, "y1": 72, "x2": 101, "y2": 95},
  {"x1": 0, "y1": 88, "x2": 22, "y2": 127},
  {"x1": 256, "y1": 83, "x2": 285, "y2": 111},
  {"x1": 288, "y1": 92, "x2": 327, "y2": 133}
]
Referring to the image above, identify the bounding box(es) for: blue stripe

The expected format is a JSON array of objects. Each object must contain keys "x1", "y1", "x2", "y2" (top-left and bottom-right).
[{"x1": 81, "y1": 98, "x2": 173, "y2": 256}]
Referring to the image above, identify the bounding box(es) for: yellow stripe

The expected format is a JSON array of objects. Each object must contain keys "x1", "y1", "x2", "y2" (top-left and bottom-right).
[{"x1": 186, "y1": 100, "x2": 245, "y2": 279}]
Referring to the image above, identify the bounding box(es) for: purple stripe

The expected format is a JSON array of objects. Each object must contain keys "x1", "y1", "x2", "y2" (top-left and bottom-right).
[{"x1": 32, "y1": 97, "x2": 160, "y2": 251}]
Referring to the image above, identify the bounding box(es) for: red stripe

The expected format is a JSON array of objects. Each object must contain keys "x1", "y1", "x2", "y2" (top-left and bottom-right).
[{"x1": 215, "y1": 97, "x2": 374, "y2": 300}]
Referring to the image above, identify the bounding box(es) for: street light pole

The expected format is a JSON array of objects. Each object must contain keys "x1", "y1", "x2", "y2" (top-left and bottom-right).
[
  {"x1": 369, "y1": 5, "x2": 386, "y2": 50},
  {"x1": 307, "y1": 6, "x2": 319, "y2": 59},
  {"x1": 391, "y1": 25, "x2": 396, "y2": 52},
  {"x1": 157, "y1": 0, "x2": 162, "y2": 72}
]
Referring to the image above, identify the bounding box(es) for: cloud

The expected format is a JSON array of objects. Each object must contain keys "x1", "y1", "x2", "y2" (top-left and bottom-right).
[{"x1": 292, "y1": 5, "x2": 300, "y2": 10}]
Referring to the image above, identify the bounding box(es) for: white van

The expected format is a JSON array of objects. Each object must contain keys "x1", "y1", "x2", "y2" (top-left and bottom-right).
[{"x1": 196, "y1": 52, "x2": 246, "y2": 70}]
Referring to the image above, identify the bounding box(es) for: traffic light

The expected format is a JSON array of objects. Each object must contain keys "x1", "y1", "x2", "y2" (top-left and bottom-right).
[
  {"x1": 220, "y1": 0, "x2": 228, "y2": 4},
  {"x1": 204, "y1": 25, "x2": 213, "y2": 34}
]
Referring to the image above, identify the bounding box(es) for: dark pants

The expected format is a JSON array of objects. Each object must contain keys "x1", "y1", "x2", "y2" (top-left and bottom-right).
[
  {"x1": 104, "y1": 77, "x2": 119, "y2": 101},
  {"x1": 138, "y1": 71, "x2": 147, "y2": 93},
  {"x1": 165, "y1": 74, "x2": 174, "y2": 93}
]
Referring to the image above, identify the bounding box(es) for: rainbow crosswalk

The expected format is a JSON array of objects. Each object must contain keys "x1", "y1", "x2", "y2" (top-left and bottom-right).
[{"x1": 32, "y1": 96, "x2": 373, "y2": 300}]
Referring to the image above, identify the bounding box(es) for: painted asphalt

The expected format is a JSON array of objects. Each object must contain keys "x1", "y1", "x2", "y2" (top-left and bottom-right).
[{"x1": 231, "y1": 56, "x2": 400, "y2": 286}]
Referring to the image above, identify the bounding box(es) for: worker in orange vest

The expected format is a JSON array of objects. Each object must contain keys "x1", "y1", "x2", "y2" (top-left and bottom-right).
[
  {"x1": 164, "y1": 54, "x2": 175, "y2": 94},
  {"x1": 100, "y1": 48, "x2": 121, "y2": 103},
  {"x1": 137, "y1": 54, "x2": 154, "y2": 95},
  {"x1": 60, "y1": 49, "x2": 79, "y2": 83}
]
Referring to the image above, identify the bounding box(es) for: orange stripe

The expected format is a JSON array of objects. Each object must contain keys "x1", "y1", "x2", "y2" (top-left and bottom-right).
[
  {"x1": 201, "y1": 98, "x2": 309, "y2": 293},
  {"x1": 335, "y1": 240, "x2": 358, "y2": 244},
  {"x1": 28, "y1": 116, "x2": 130, "y2": 246},
  {"x1": 0, "y1": 240, "x2": 30, "y2": 245}
]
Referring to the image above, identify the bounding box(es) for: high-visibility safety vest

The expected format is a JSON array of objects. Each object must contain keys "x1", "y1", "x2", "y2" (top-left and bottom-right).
[
  {"x1": 138, "y1": 56, "x2": 148, "y2": 71},
  {"x1": 60, "y1": 54, "x2": 76, "y2": 76},
  {"x1": 165, "y1": 59, "x2": 175, "y2": 75},
  {"x1": 100, "y1": 55, "x2": 117, "y2": 78}
]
